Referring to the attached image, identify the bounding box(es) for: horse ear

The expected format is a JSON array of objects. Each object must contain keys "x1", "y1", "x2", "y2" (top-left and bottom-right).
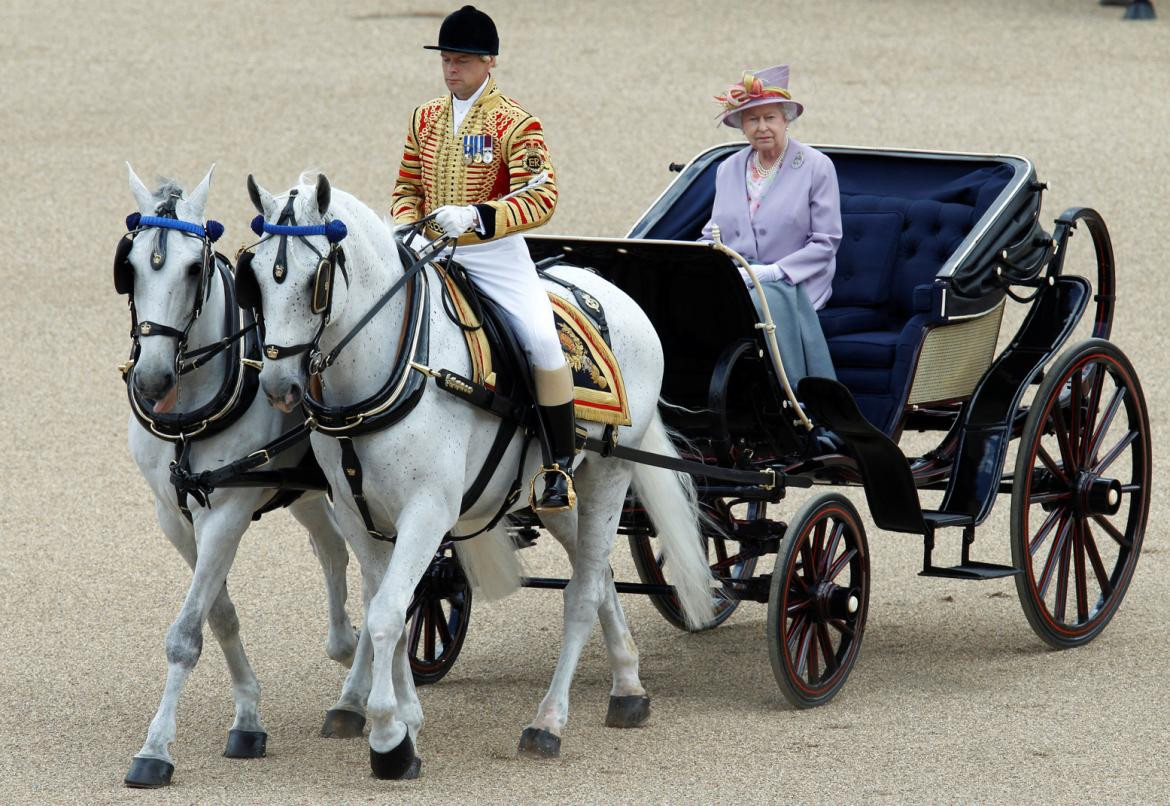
[
  {"x1": 184, "y1": 163, "x2": 215, "y2": 221},
  {"x1": 127, "y1": 162, "x2": 154, "y2": 215},
  {"x1": 247, "y1": 174, "x2": 276, "y2": 217},
  {"x1": 316, "y1": 174, "x2": 331, "y2": 217}
]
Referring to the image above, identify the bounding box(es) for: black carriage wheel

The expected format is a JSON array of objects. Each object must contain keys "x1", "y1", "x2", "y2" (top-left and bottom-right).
[
  {"x1": 628, "y1": 500, "x2": 763, "y2": 632},
  {"x1": 767, "y1": 493, "x2": 869, "y2": 709},
  {"x1": 1011, "y1": 338, "x2": 1150, "y2": 649},
  {"x1": 408, "y1": 543, "x2": 472, "y2": 685}
]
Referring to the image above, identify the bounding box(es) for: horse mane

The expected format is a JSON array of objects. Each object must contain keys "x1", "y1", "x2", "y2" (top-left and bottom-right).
[
  {"x1": 293, "y1": 171, "x2": 392, "y2": 240},
  {"x1": 152, "y1": 177, "x2": 185, "y2": 206}
]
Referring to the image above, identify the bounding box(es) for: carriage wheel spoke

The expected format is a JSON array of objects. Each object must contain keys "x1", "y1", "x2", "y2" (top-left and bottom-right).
[
  {"x1": 1037, "y1": 514, "x2": 1071, "y2": 599},
  {"x1": 1029, "y1": 490, "x2": 1072, "y2": 506},
  {"x1": 713, "y1": 538, "x2": 729, "y2": 566},
  {"x1": 787, "y1": 614, "x2": 808, "y2": 655},
  {"x1": 1091, "y1": 514, "x2": 1132, "y2": 549},
  {"x1": 786, "y1": 598, "x2": 811, "y2": 616},
  {"x1": 1088, "y1": 387, "x2": 1126, "y2": 466},
  {"x1": 1120, "y1": 484, "x2": 1140, "y2": 494},
  {"x1": 1082, "y1": 522, "x2": 1114, "y2": 598},
  {"x1": 1073, "y1": 519, "x2": 1089, "y2": 623},
  {"x1": 795, "y1": 623, "x2": 814, "y2": 679},
  {"x1": 828, "y1": 618, "x2": 855, "y2": 638},
  {"x1": 1068, "y1": 369, "x2": 1083, "y2": 463},
  {"x1": 1054, "y1": 523, "x2": 1073, "y2": 622},
  {"x1": 807, "y1": 624, "x2": 820, "y2": 683},
  {"x1": 408, "y1": 602, "x2": 425, "y2": 658},
  {"x1": 1093, "y1": 430, "x2": 1137, "y2": 475},
  {"x1": 828, "y1": 617, "x2": 856, "y2": 636},
  {"x1": 817, "y1": 622, "x2": 838, "y2": 676},
  {"x1": 802, "y1": 527, "x2": 822, "y2": 586},
  {"x1": 820, "y1": 523, "x2": 845, "y2": 577},
  {"x1": 1051, "y1": 404, "x2": 1077, "y2": 472},
  {"x1": 423, "y1": 600, "x2": 436, "y2": 661},
  {"x1": 1037, "y1": 445, "x2": 1069, "y2": 486},
  {"x1": 1081, "y1": 368, "x2": 1106, "y2": 465},
  {"x1": 1029, "y1": 508, "x2": 1064, "y2": 556},
  {"x1": 434, "y1": 600, "x2": 454, "y2": 646},
  {"x1": 406, "y1": 593, "x2": 423, "y2": 619},
  {"x1": 826, "y1": 548, "x2": 858, "y2": 583}
]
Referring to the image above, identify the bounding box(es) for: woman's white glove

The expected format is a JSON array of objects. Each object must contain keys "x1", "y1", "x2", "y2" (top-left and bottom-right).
[
  {"x1": 433, "y1": 205, "x2": 479, "y2": 237},
  {"x1": 740, "y1": 262, "x2": 785, "y2": 285}
]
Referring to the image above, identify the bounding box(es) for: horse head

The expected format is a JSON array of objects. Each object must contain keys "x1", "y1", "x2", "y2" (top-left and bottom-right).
[
  {"x1": 119, "y1": 163, "x2": 219, "y2": 412},
  {"x1": 243, "y1": 173, "x2": 351, "y2": 413}
]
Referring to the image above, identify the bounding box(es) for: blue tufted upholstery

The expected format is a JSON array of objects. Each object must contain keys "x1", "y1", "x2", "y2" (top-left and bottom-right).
[{"x1": 822, "y1": 177, "x2": 1006, "y2": 432}]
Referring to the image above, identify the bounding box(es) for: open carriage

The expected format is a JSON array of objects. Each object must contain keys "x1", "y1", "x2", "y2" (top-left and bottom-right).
[{"x1": 412, "y1": 143, "x2": 1151, "y2": 706}]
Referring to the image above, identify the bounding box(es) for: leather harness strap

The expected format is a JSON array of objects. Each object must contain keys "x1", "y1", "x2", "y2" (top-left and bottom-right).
[{"x1": 336, "y1": 436, "x2": 392, "y2": 542}]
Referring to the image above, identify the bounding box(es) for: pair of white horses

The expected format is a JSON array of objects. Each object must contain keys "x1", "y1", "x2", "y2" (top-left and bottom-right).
[{"x1": 121, "y1": 164, "x2": 715, "y2": 785}]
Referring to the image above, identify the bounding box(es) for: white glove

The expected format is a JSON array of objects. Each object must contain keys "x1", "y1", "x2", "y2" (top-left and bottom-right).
[
  {"x1": 742, "y1": 262, "x2": 785, "y2": 285},
  {"x1": 433, "y1": 205, "x2": 479, "y2": 237}
]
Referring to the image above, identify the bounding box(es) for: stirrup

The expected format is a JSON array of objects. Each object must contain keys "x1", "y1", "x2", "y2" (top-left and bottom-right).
[{"x1": 529, "y1": 465, "x2": 577, "y2": 513}]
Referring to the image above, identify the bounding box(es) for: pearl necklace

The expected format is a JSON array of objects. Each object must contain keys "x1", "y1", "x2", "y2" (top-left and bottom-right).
[{"x1": 753, "y1": 138, "x2": 789, "y2": 179}]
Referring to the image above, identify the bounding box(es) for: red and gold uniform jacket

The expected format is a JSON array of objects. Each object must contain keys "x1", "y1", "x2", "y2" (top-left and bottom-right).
[{"x1": 391, "y1": 77, "x2": 557, "y2": 246}]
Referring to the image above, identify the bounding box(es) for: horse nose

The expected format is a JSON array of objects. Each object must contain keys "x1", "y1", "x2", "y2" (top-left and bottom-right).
[
  {"x1": 265, "y1": 381, "x2": 302, "y2": 413},
  {"x1": 134, "y1": 368, "x2": 175, "y2": 401}
]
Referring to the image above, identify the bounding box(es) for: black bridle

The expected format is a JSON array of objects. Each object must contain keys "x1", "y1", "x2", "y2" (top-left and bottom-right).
[
  {"x1": 116, "y1": 196, "x2": 228, "y2": 384},
  {"x1": 236, "y1": 189, "x2": 352, "y2": 369}
]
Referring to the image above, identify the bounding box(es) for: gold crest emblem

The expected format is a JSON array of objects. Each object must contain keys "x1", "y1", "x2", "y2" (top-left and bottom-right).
[
  {"x1": 524, "y1": 143, "x2": 544, "y2": 173},
  {"x1": 266, "y1": 345, "x2": 279, "y2": 360},
  {"x1": 558, "y1": 323, "x2": 608, "y2": 390},
  {"x1": 139, "y1": 322, "x2": 152, "y2": 335}
]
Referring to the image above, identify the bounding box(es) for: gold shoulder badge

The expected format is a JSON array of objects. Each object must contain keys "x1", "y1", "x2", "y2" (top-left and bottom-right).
[{"x1": 524, "y1": 143, "x2": 544, "y2": 173}]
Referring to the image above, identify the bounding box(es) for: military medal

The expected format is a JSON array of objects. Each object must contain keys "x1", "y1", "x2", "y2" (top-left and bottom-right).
[{"x1": 463, "y1": 134, "x2": 494, "y2": 165}]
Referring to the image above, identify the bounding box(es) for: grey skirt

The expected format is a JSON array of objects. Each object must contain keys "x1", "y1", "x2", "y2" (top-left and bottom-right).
[{"x1": 750, "y1": 279, "x2": 837, "y2": 384}]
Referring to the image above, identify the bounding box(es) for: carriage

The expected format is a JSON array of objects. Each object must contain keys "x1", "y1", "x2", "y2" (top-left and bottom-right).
[{"x1": 407, "y1": 143, "x2": 1151, "y2": 706}]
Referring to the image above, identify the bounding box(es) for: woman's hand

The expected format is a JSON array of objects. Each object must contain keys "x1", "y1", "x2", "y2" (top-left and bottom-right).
[{"x1": 741, "y1": 262, "x2": 786, "y2": 285}]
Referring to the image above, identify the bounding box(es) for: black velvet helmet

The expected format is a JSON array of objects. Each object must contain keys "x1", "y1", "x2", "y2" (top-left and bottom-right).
[{"x1": 423, "y1": 5, "x2": 499, "y2": 56}]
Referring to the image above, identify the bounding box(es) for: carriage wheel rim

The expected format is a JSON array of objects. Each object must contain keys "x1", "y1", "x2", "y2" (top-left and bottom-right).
[
  {"x1": 1019, "y1": 350, "x2": 1149, "y2": 638},
  {"x1": 779, "y1": 504, "x2": 868, "y2": 697}
]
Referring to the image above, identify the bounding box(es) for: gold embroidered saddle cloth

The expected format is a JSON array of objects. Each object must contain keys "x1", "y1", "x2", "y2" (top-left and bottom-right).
[{"x1": 437, "y1": 266, "x2": 631, "y2": 426}]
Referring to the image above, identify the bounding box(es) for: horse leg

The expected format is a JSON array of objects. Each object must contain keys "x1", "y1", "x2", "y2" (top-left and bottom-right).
[
  {"x1": 125, "y1": 502, "x2": 256, "y2": 788},
  {"x1": 519, "y1": 460, "x2": 633, "y2": 759},
  {"x1": 542, "y1": 494, "x2": 649, "y2": 730},
  {"x1": 321, "y1": 535, "x2": 391, "y2": 740},
  {"x1": 288, "y1": 495, "x2": 358, "y2": 666},
  {"x1": 364, "y1": 503, "x2": 447, "y2": 779}
]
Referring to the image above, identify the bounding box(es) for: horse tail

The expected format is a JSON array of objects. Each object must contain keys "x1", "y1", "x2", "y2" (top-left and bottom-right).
[
  {"x1": 453, "y1": 525, "x2": 523, "y2": 602},
  {"x1": 629, "y1": 412, "x2": 716, "y2": 629}
]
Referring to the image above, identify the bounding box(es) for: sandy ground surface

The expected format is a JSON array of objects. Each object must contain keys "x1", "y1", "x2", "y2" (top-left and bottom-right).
[{"x1": 2, "y1": 1, "x2": 1169, "y2": 803}]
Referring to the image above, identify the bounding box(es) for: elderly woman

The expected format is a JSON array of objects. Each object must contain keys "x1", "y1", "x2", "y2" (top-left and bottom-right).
[{"x1": 700, "y1": 64, "x2": 841, "y2": 383}]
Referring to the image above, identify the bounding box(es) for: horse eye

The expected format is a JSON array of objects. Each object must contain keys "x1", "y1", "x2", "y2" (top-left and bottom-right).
[{"x1": 186, "y1": 261, "x2": 201, "y2": 276}]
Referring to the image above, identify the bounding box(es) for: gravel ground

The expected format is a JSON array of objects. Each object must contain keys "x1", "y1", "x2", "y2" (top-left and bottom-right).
[{"x1": 1, "y1": 1, "x2": 1168, "y2": 803}]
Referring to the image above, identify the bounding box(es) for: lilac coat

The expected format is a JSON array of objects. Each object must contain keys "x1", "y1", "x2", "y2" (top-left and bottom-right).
[{"x1": 701, "y1": 139, "x2": 842, "y2": 309}]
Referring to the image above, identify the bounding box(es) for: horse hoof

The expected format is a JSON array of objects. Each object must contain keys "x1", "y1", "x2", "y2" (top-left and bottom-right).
[
  {"x1": 517, "y1": 727, "x2": 561, "y2": 759},
  {"x1": 321, "y1": 708, "x2": 366, "y2": 739},
  {"x1": 124, "y1": 756, "x2": 174, "y2": 788},
  {"x1": 605, "y1": 694, "x2": 651, "y2": 728},
  {"x1": 224, "y1": 729, "x2": 268, "y2": 758},
  {"x1": 369, "y1": 735, "x2": 420, "y2": 780}
]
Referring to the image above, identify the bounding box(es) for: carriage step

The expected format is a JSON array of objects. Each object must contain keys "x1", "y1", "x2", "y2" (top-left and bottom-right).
[
  {"x1": 919, "y1": 561, "x2": 1021, "y2": 580},
  {"x1": 920, "y1": 510, "x2": 974, "y2": 529}
]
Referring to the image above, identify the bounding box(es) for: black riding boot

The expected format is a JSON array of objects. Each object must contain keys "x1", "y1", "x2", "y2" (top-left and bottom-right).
[{"x1": 533, "y1": 400, "x2": 577, "y2": 512}]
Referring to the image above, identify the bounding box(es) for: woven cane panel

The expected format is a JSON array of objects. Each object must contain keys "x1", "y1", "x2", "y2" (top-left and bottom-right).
[{"x1": 907, "y1": 302, "x2": 1004, "y2": 405}]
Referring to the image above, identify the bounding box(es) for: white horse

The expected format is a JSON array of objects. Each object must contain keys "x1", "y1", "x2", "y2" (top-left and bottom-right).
[
  {"x1": 118, "y1": 165, "x2": 358, "y2": 788},
  {"x1": 244, "y1": 172, "x2": 715, "y2": 779}
]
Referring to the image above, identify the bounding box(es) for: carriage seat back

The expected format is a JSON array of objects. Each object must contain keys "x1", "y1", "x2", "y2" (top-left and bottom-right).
[{"x1": 820, "y1": 164, "x2": 1014, "y2": 433}]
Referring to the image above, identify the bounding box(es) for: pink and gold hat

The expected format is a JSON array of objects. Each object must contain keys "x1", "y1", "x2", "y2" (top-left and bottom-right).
[{"x1": 715, "y1": 65, "x2": 804, "y2": 128}]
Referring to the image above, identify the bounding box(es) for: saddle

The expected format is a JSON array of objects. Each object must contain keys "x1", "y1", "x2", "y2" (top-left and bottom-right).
[{"x1": 436, "y1": 259, "x2": 631, "y2": 427}]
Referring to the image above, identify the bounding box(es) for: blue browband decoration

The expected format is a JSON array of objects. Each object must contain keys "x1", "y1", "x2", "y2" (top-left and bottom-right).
[
  {"x1": 250, "y1": 215, "x2": 348, "y2": 243},
  {"x1": 125, "y1": 212, "x2": 224, "y2": 243}
]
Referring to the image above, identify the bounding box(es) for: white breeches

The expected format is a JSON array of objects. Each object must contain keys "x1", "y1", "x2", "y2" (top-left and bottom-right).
[{"x1": 443, "y1": 234, "x2": 567, "y2": 371}]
